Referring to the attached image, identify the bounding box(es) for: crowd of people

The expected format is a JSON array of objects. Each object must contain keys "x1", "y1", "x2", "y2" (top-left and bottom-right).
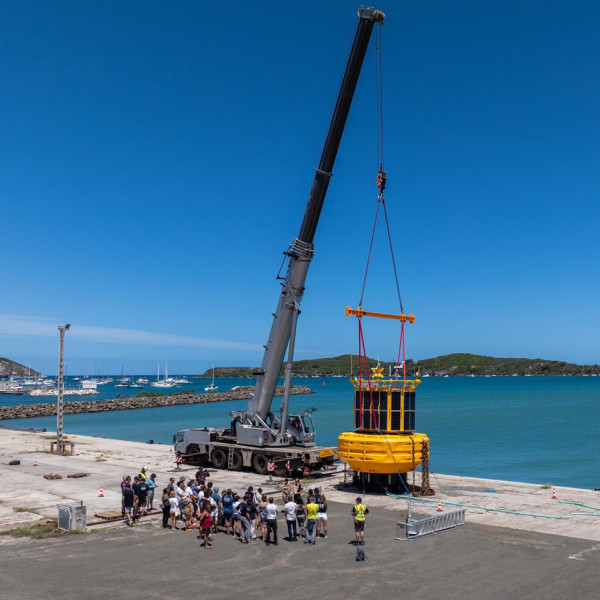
[
  {"x1": 120, "y1": 466, "x2": 157, "y2": 526},
  {"x1": 120, "y1": 468, "x2": 371, "y2": 552},
  {"x1": 120, "y1": 470, "x2": 341, "y2": 550}
]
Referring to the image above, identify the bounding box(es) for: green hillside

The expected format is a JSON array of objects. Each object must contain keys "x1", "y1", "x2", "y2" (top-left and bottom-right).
[
  {"x1": 416, "y1": 353, "x2": 599, "y2": 376},
  {"x1": 196, "y1": 353, "x2": 599, "y2": 378}
]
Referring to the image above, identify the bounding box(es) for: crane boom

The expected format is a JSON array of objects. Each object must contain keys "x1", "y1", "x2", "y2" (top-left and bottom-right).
[{"x1": 244, "y1": 7, "x2": 385, "y2": 432}]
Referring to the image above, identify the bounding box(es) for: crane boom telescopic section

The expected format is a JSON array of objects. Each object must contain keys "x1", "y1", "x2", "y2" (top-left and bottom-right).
[{"x1": 244, "y1": 7, "x2": 385, "y2": 433}]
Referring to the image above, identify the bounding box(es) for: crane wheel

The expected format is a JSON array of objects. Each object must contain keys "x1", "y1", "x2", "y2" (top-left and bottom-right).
[
  {"x1": 252, "y1": 454, "x2": 268, "y2": 475},
  {"x1": 274, "y1": 465, "x2": 287, "y2": 477},
  {"x1": 229, "y1": 451, "x2": 243, "y2": 471},
  {"x1": 211, "y1": 448, "x2": 227, "y2": 470}
]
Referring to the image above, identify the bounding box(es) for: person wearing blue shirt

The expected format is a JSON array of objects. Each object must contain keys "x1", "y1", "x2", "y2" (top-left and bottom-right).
[
  {"x1": 146, "y1": 473, "x2": 157, "y2": 510},
  {"x1": 222, "y1": 489, "x2": 234, "y2": 536}
]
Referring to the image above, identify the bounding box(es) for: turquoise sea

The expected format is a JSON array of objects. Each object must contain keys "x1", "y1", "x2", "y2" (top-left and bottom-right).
[{"x1": 2, "y1": 376, "x2": 599, "y2": 490}]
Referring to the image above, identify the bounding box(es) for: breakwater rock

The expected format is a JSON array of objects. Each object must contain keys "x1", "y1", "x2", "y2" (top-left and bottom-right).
[{"x1": 0, "y1": 386, "x2": 315, "y2": 421}]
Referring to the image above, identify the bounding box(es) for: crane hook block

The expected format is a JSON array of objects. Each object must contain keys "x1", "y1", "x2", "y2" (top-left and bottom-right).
[
  {"x1": 345, "y1": 305, "x2": 415, "y2": 323},
  {"x1": 376, "y1": 170, "x2": 386, "y2": 191}
]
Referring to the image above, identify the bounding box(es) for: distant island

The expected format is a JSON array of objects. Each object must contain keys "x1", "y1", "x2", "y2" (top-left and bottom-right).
[
  {"x1": 3, "y1": 353, "x2": 597, "y2": 380},
  {"x1": 0, "y1": 357, "x2": 41, "y2": 379},
  {"x1": 195, "y1": 353, "x2": 600, "y2": 378}
]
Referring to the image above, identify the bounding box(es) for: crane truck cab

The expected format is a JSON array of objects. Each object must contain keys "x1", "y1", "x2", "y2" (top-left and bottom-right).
[{"x1": 287, "y1": 409, "x2": 316, "y2": 445}]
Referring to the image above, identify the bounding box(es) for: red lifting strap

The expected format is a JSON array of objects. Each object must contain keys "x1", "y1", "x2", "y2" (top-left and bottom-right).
[{"x1": 357, "y1": 319, "x2": 378, "y2": 430}]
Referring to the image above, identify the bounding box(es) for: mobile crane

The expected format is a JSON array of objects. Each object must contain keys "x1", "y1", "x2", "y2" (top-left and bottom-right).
[{"x1": 174, "y1": 7, "x2": 385, "y2": 476}]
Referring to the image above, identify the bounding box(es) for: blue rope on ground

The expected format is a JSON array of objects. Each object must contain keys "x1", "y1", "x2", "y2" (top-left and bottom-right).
[{"x1": 385, "y1": 491, "x2": 600, "y2": 520}]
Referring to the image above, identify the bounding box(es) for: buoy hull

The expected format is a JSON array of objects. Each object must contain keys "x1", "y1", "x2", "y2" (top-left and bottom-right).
[{"x1": 338, "y1": 430, "x2": 429, "y2": 474}]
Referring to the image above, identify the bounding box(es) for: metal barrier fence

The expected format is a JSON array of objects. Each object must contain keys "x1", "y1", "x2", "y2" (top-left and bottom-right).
[{"x1": 396, "y1": 508, "x2": 466, "y2": 540}]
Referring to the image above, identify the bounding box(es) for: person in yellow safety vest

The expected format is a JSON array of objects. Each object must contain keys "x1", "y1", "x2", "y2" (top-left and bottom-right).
[
  {"x1": 138, "y1": 466, "x2": 148, "y2": 481},
  {"x1": 351, "y1": 496, "x2": 369, "y2": 545}
]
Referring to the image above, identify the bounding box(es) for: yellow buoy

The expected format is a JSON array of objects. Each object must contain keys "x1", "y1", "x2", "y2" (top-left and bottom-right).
[
  {"x1": 338, "y1": 430, "x2": 429, "y2": 474},
  {"x1": 337, "y1": 368, "x2": 429, "y2": 479}
]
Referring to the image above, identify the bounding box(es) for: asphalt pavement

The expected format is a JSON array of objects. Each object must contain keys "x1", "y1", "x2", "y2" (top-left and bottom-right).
[{"x1": 1, "y1": 500, "x2": 599, "y2": 600}]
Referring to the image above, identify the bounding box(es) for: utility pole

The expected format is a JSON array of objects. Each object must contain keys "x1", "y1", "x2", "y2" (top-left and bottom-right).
[{"x1": 57, "y1": 324, "x2": 70, "y2": 455}]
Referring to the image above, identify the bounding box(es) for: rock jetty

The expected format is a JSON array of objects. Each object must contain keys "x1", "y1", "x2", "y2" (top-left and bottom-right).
[{"x1": 0, "y1": 385, "x2": 315, "y2": 421}]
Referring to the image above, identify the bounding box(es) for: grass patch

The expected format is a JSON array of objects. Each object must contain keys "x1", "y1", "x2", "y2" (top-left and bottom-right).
[
  {"x1": 13, "y1": 507, "x2": 36, "y2": 513},
  {"x1": 540, "y1": 484, "x2": 552, "y2": 489},
  {"x1": 0, "y1": 524, "x2": 67, "y2": 539}
]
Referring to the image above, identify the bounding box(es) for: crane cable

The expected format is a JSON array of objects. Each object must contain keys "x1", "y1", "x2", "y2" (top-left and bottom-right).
[
  {"x1": 376, "y1": 20, "x2": 385, "y2": 177},
  {"x1": 354, "y1": 23, "x2": 417, "y2": 494},
  {"x1": 357, "y1": 21, "x2": 406, "y2": 425},
  {"x1": 359, "y1": 23, "x2": 404, "y2": 315}
]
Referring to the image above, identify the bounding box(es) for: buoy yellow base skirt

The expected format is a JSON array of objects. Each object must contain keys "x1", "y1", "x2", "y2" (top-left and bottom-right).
[{"x1": 338, "y1": 431, "x2": 429, "y2": 475}]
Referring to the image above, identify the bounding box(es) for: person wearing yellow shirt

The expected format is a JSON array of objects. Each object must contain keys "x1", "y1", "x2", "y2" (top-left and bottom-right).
[
  {"x1": 304, "y1": 496, "x2": 319, "y2": 544},
  {"x1": 351, "y1": 496, "x2": 369, "y2": 545}
]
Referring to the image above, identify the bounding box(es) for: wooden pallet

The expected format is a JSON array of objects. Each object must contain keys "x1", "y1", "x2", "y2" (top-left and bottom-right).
[{"x1": 94, "y1": 510, "x2": 122, "y2": 519}]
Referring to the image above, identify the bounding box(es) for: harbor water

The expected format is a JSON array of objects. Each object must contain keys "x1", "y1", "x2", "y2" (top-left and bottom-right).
[{"x1": 1, "y1": 376, "x2": 599, "y2": 489}]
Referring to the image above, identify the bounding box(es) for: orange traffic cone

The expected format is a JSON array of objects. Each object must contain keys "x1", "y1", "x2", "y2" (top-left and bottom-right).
[
  {"x1": 192, "y1": 516, "x2": 198, "y2": 529},
  {"x1": 99, "y1": 486, "x2": 104, "y2": 497},
  {"x1": 552, "y1": 488, "x2": 557, "y2": 499},
  {"x1": 437, "y1": 500, "x2": 443, "y2": 512},
  {"x1": 100, "y1": 450, "x2": 104, "y2": 457},
  {"x1": 33, "y1": 457, "x2": 38, "y2": 467},
  {"x1": 169, "y1": 447, "x2": 173, "y2": 452}
]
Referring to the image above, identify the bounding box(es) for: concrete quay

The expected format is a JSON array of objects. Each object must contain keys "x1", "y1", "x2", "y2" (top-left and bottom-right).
[{"x1": 1, "y1": 428, "x2": 599, "y2": 599}]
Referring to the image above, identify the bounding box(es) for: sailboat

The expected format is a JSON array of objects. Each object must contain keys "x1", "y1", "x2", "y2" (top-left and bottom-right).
[
  {"x1": 126, "y1": 373, "x2": 142, "y2": 389},
  {"x1": 22, "y1": 365, "x2": 39, "y2": 387},
  {"x1": 117, "y1": 365, "x2": 130, "y2": 384},
  {"x1": 205, "y1": 360, "x2": 218, "y2": 392},
  {"x1": 150, "y1": 361, "x2": 175, "y2": 388}
]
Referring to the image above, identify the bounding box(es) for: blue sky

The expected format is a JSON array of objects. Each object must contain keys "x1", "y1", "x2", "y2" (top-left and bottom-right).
[{"x1": 1, "y1": 1, "x2": 599, "y2": 375}]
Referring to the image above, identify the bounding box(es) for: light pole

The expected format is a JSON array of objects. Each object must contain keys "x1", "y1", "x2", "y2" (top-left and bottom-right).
[{"x1": 57, "y1": 324, "x2": 70, "y2": 455}]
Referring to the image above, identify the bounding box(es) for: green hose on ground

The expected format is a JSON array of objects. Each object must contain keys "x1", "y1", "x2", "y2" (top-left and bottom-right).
[{"x1": 385, "y1": 491, "x2": 600, "y2": 520}]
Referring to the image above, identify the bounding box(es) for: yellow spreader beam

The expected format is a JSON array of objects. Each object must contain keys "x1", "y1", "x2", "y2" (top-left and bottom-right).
[{"x1": 345, "y1": 305, "x2": 415, "y2": 323}]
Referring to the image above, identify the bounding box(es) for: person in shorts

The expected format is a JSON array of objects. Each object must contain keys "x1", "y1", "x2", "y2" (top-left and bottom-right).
[
  {"x1": 316, "y1": 493, "x2": 328, "y2": 538},
  {"x1": 123, "y1": 483, "x2": 134, "y2": 526},
  {"x1": 168, "y1": 491, "x2": 179, "y2": 531},
  {"x1": 221, "y1": 489, "x2": 234, "y2": 535},
  {"x1": 146, "y1": 473, "x2": 157, "y2": 510},
  {"x1": 258, "y1": 494, "x2": 268, "y2": 541},
  {"x1": 199, "y1": 502, "x2": 214, "y2": 549}
]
